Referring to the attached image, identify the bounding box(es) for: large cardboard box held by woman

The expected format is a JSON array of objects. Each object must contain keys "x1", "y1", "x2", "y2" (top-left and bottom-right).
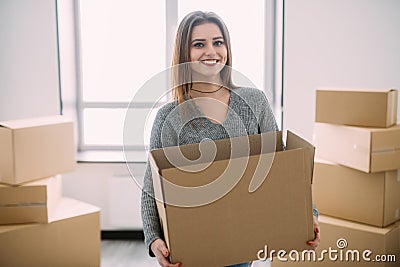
[{"x1": 150, "y1": 131, "x2": 315, "y2": 267}]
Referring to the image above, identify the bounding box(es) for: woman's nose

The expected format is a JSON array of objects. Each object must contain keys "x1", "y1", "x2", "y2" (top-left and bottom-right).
[{"x1": 204, "y1": 44, "x2": 216, "y2": 56}]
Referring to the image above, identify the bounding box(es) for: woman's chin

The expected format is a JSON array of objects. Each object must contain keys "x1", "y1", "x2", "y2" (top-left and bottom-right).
[{"x1": 191, "y1": 65, "x2": 225, "y2": 82}]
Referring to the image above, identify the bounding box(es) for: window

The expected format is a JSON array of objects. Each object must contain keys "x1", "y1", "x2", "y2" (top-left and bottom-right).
[
  {"x1": 75, "y1": 0, "x2": 279, "y2": 153},
  {"x1": 77, "y1": 0, "x2": 166, "y2": 150}
]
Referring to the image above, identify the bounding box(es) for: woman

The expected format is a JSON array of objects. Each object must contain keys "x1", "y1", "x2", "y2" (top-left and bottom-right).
[{"x1": 141, "y1": 11, "x2": 320, "y2": 267}]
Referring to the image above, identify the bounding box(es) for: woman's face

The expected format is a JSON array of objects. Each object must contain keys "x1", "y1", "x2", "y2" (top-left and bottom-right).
[{"x1": 189, "y1": 22, "x2": 228, "y2": 81}]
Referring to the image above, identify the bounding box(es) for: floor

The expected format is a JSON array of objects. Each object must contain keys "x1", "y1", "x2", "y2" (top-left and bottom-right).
[
  {"x1": 100, "y1": 240, "x2": 271, "y2": 267},
  {"x1": 101, "y1": 240, "x2": 157, "y2": 267}
]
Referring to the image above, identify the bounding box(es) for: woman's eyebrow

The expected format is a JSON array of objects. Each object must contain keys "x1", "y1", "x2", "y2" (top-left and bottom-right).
[
  {"x1": 191, "y1": 36, "x2": 224, "y2": 44},
  {"x1": 191, "y1": 38, "x2": 206, "y2": 43}
]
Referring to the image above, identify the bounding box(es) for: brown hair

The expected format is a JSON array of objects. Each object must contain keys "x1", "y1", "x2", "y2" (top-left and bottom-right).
[{"x1": 171, "y1": 11, "x2": 236, "y2": 104}]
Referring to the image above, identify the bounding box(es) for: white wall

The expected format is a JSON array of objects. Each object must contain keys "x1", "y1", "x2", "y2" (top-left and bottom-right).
[
  {"x1": 0, "y1": 0, "x2": 60, "y2": 121},
  {"x1": 61, "y1": 162, "x2": 146, "y2": 230},
  {"x1": 283, "y1": 0, "x2": 400, "y2": 142}
]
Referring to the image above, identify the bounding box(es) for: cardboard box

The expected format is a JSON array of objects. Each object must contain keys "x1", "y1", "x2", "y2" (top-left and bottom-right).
[
  {"x1": 314, "y1": 123, "x2": 400, "y2": 173},
  {"x1": 150, "y1": 131, "x2": 315, "y2": 267},
  {"x1": 270, "y1": 215, "x2": 400, "y2": 267},
  {"x1": 0, "y1": 175, "x2": 62, "y2": 224},
  {"x1": 313, "y1": 160, "x2": 400, "y2": 227},
  {"x1": 0, "y1": 197, "x2": 101, "y2": 267},
  {"x1": 0, "y1": 115, "x2": 76, "y2": 185},
  {"x1": 315, "y1": 88, "x2": 398, "y2": 128}
]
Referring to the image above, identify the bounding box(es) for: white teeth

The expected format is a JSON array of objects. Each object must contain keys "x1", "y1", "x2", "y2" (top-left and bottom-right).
[{"x1": 202, "y1": 60, "x2": 218, "y2": 65}]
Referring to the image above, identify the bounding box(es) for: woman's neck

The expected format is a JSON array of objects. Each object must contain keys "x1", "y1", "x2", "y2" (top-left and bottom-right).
[
  {"x1": 191, "y1": 72, "x2": 224, "y2": 92},
  {"x1": 191, "y1": 82, "x2": 224, "y2": 93}
]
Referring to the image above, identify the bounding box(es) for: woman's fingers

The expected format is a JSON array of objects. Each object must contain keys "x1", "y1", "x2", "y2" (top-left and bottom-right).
[
  {"x1": 306, "y1": 216, "x2": 321, "y2": 249},
  {"x1": 151, "y1": 239, "x2": 182, "y2": 267},
  {"x1": 155, "y1": 253, "x2": 180, "y2": 267}
]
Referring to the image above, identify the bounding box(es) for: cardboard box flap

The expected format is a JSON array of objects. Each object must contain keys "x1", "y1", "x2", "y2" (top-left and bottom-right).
[
  {"x1": 157, "y1": 147, "x2": 314, "y2": 208},
  {"x1": 0, "y1": 115, "x2": 72, "y2": 130},
  {"x1": 286, "y1": 131, "x2": 315, "y2": 183},
  {"x1": 150, "y1": 132, "x2": 283, "y2": 208},
  {"x1": 151, "y1": 131, "x2": 313, "y2": 192},
  {"x1": 150, "y1": 131, "x2": 283, "y2": 171}
]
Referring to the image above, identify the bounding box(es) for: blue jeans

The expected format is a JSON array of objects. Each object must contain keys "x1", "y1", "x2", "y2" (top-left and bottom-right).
[{"x1": 225, "y1": 262, "x2": 251, "y2": 267}]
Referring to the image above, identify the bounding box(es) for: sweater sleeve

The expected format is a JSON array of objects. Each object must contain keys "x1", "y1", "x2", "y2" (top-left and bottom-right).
[
  {"x1": 141, "y1": 162, "x2": 162, "y2": 257},
  {"x1": 141, "y1": 104, "x2": 177, "y2": 257}
]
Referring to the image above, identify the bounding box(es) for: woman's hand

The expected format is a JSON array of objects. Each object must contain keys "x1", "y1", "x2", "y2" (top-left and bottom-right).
[
  {"x1": 306, "y1": 215, "x2": 320, "y2": 249},
  {"x1": 150, "y1": 238, "x2": 182, "y2": 267}
]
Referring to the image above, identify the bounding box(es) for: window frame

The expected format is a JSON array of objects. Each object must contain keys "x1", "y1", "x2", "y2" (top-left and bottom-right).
[{"x1": 73, "y1": 0, "x2": 281, "y2": 152}]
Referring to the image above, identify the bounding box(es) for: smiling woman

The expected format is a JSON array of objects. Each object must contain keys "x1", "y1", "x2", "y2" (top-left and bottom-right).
[
  {"x1": 171, "y1": 11, "x2": 235, "y2": 106},
  {"x1": 140, "y1": 10, "x2": 286, "y2": 267}
]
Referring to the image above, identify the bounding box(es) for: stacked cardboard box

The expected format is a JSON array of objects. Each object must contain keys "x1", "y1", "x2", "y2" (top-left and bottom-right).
[
  {"x1": 0, "y1": 116, "x2": 101, "y2": 267},
  {"x1": 272, "y1": 88, "x2": 400, "y2": 266},
  {"x1": 313, "y1": 89, "x2": 400, "y2": 226}
]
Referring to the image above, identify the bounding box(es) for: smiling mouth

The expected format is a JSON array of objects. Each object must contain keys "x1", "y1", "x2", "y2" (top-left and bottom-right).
[{"x1": 200, "y1": 59, "x2": 220, "y2": 65}]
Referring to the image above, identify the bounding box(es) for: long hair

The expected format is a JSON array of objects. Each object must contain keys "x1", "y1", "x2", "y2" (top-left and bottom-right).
[{"x1": 171, "y1": 11, "x2": 236, "y2": 104}]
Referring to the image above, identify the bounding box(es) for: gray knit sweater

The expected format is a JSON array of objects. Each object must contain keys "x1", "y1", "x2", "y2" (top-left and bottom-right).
[{"x1": 141, "y1": 87, "x2": 279, "y2": 256}]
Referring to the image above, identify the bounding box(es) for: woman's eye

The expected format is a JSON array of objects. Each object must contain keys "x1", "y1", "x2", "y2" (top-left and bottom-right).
[
  {"x1": 214, "y1": 40, "x2": 224, "y2": 46},
  {"x1": 193, "y1": 42, "x2": 204, "y2": 48}
]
